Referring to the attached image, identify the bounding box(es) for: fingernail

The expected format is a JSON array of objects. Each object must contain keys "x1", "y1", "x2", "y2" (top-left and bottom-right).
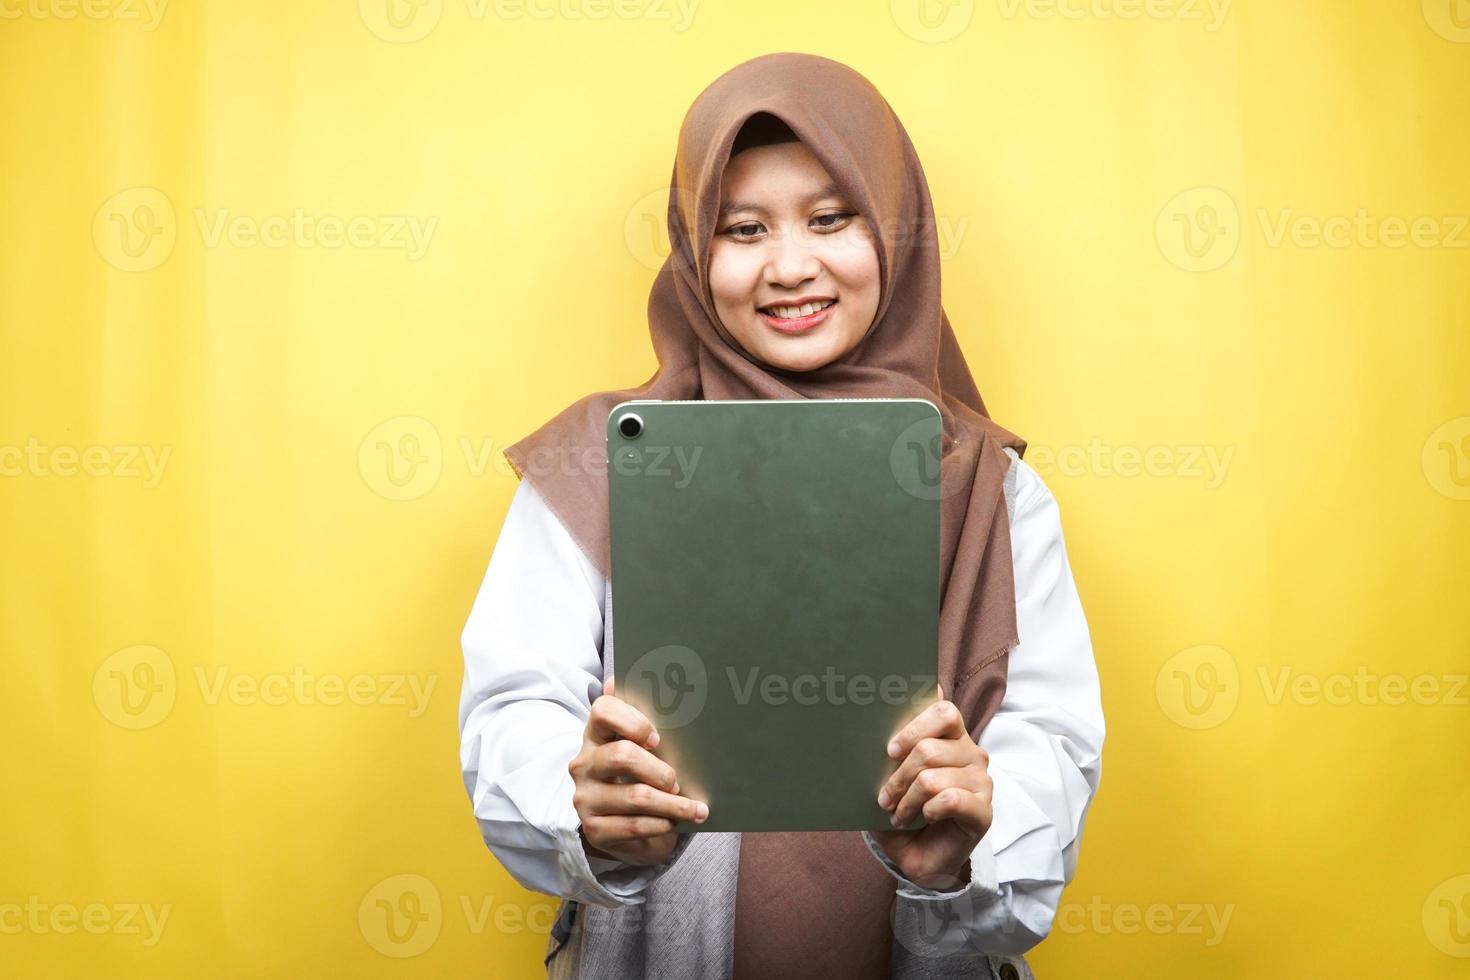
[
  {"x1": 890, "y1": 813, "x2": 902, "y2": 828},
  {"x1": 887, "y1": 740, "x2": 900, "y2": 758},
  {"x1": 695, "y1": 802, "x2": 709, "y2": 822},
  {"x1": 877, "y1": 789, "x2": 891, "y2": 809},
  {"x1": 672, "y1": 781, "x2": 681, "y2": 795},
  {"x1": 646, "y1": 730, "x2": 661, "y2": 749}
]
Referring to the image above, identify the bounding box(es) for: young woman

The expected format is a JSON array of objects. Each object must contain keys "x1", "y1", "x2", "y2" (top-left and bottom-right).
[{"x1": 458, "y1": 52, "x2": 1105, "y2": 980}]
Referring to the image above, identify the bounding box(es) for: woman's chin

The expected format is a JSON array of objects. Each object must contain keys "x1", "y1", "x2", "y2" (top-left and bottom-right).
[
  {"x1": 723, "y1": 317, "x2": 848, "y2": 373},
  {"x1": 757, "y1": 343, "x2": 837, "y2": 374}
]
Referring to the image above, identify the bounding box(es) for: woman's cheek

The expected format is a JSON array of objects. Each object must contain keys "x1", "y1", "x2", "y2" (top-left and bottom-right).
[
  {"x1": 708, "y1": 246, "x2": 761, "y2": 309},
  {"x1": 825, "y1": 230, "x2": 880, "y2": 284}
]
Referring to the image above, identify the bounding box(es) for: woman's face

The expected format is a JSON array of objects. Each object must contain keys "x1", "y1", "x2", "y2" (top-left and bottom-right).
[{"x1": 708, "y1": 141, "x2": 881, "y2": 373}]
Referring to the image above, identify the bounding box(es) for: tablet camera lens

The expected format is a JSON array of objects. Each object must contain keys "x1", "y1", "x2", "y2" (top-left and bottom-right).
[{"x1": 618, "y1": 413, "x2": 643, "y2": 439}]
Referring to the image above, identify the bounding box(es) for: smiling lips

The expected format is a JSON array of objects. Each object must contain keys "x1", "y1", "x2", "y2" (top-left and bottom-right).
[{"x1": 758, "y1": 297, "x2": 837, "y2": 334}]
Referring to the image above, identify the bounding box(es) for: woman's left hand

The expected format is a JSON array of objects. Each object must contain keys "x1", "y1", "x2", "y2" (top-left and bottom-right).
[{"x1": 871, "y1": 683, "x2": 993, "y2": 890}]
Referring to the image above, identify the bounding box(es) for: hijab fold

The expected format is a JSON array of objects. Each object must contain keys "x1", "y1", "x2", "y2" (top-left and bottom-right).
[{"x1": 503, "y1": 51, "x2": 1025, "y2": 979}]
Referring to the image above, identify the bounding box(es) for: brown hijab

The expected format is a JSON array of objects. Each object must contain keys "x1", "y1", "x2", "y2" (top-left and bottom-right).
[{"x1": 504, "y1": 51, "x2": 1025, "y2": 979}]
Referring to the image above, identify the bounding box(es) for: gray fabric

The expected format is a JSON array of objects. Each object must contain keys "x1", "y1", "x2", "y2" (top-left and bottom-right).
[
  {"x1": 547, "y1": 831, "x2": 739, "y2": 979},
  {"x1": 545, "y1": 834, "x2": 1036, "y2": 979},
  {"x1": 543, "y1": 567, "x2": 1036, "y2": 978}
]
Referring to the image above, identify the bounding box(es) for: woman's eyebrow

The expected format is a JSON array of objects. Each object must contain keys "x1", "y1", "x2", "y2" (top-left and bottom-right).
[{"x1": 719, "y1": 181, "x2": 843, "y2": 217}]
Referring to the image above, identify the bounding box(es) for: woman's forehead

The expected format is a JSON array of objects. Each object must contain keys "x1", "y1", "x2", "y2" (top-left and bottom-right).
[{"x1": 719, "y1": 143, "x2": 847, "y2": 211}]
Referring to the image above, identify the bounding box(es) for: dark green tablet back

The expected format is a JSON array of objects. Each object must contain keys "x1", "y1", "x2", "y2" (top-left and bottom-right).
[{"x1": 607, "y1": 399, "x2": 941, "y2": 833}]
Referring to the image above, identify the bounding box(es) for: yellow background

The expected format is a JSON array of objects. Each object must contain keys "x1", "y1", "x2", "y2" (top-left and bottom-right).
[{"x1": 2, "y1": 0, "x2": 1468, "y2": 976}]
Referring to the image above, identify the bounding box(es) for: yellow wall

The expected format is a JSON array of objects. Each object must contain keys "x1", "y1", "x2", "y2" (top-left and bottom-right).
[{"x1": 2, "y1": 1, "x2": 1467, "y2": 976}]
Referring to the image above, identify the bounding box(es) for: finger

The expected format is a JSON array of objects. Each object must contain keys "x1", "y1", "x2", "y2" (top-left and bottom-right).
[
  {"x1": 589, "y1": 832, "x2": 676, "y2": 866},
  {"x1": 921, "y1": 785, "x2": 990, "y2": 837},
  {"x1": 891, "y1": 765, "x2": 987, "y2": 829},
  {"x1": 887, "y1": 697, "x2": 968, "y2": 760},
  {"x1": 587, "y1": 692, "x2": 660, "y2": 749},
  {"x1": 585, "y1": 815, "x2": 678, "y2": 847},
  {"x1": 878, "y1": 736, "x2": 977, "y2": 810},
  {"x1": 604, "y1": 675, "x2": 614, "y2": 698},
  {"x1": 587, "y1": 781, "x2": 710, "y2": 824},
  {"x1": 588, "y1": 738, "x2": 679, "y2": 792}
]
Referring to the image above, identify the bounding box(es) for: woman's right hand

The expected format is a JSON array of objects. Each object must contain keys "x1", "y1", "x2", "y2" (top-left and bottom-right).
[{"x1": 569, "y1": 677, "x2": 710, "y2": 867}]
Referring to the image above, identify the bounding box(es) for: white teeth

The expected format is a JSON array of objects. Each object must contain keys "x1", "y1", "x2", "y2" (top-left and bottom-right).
[{"x1": 765, "y1": 299, "x2": 834, "y2": 319}]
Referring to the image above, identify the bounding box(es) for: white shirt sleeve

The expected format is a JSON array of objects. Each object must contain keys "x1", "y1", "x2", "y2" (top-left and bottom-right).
[
  {"x1": 457, "y1": 478, "x2": 688, "y2": 908},
  {"x1": 862, "y1": 447, "x2": 1107, "y2": 956}
]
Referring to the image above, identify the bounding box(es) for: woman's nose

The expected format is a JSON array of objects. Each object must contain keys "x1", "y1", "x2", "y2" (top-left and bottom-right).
[{"x1": 764, "y1": 228, "x2": 821, "y2": 287}]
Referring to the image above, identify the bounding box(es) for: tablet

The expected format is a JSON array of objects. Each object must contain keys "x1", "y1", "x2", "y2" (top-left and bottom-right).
[{"x1": 606, "y1": 398, "x2": 941, "y2": 832}]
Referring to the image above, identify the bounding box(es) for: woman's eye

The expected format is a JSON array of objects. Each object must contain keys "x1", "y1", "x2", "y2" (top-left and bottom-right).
[
  {"x1": 812, "y1": 211, "x2": 855, "y2": 230},
  {"x1": 723, "y1": 221, "x2": 764, "y2": 239}
]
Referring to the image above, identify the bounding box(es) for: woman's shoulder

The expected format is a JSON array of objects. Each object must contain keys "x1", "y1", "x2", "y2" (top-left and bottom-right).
[{"x1": 498, "y1": 478, "x2": 607, "y2": 591}]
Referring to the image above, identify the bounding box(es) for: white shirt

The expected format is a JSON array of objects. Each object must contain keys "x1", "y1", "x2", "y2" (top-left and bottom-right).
[{"x1": 457, "y1": 447, "x2": 1105, "y2": 954}]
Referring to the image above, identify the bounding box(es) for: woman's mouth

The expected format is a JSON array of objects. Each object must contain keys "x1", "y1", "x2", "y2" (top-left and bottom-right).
[{"x1": 758, "y1": 298, "x2": 837, "y2": 334}]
